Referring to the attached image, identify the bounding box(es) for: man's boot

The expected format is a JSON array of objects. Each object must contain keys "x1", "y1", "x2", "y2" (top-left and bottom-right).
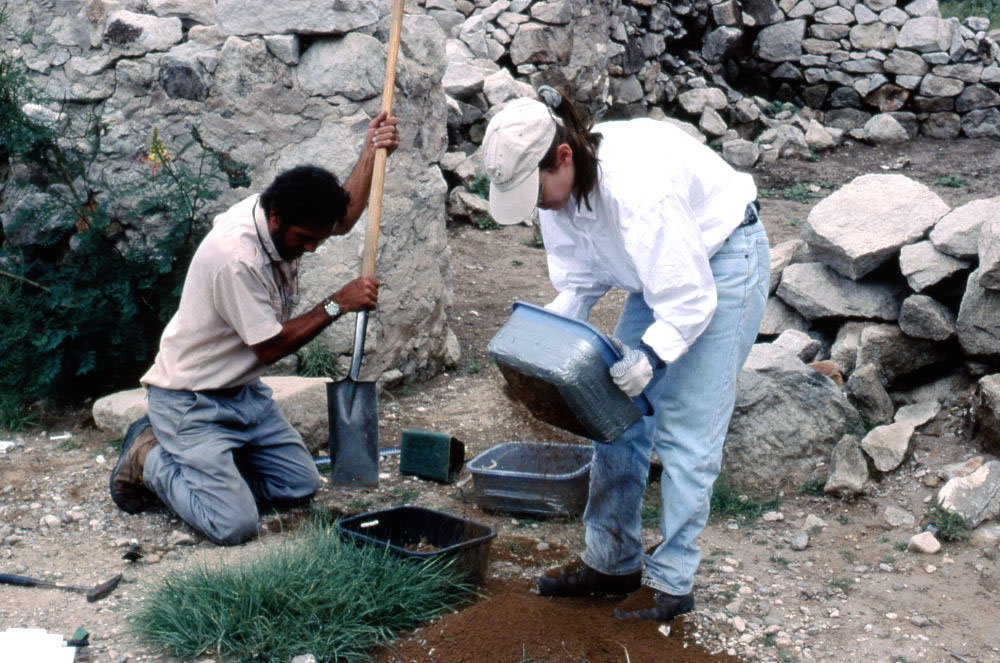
[
  {"x1": 109, "y1": 417, "x2": 160, "y2": 514},
  {"x1": 537, "y1": 558, "x2": 641, "y2": 597}
]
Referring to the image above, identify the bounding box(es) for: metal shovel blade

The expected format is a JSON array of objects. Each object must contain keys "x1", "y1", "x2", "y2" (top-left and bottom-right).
[
  {"x1": 327, "y1": 379, "x2": 379, "y2": 486},
  {"x1": 327, "y1": 311, "x2": 380, "y2": 486}
]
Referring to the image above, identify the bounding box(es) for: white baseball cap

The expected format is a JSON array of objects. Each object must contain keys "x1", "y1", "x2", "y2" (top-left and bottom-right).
[{"x1": 482, "y1": 97, "x2": 559, "y2": 225}]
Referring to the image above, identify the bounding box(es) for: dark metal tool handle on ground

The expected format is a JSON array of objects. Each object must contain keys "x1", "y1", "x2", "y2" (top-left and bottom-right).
[{"x1": 0, "y1": 572, "x2": 122, "y2": 601}]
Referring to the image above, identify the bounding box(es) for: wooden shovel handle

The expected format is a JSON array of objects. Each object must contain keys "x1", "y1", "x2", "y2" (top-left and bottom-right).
[{"x1": 361, "y1": 0, "x2": 405, "y2": 278}]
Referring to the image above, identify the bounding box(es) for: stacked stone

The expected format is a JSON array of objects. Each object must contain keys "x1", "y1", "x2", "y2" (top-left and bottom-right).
[
  {"x1": 2, "y1": 0, "x2": 460, "y2": 382},
  {"x1": 432, "y1": 0, "x2": 1000, "y2": 177},
  {"x1": 746, "y1": 0, "x2": 1000, "y2": 140},
  {"x1": 762, "y1": 174, "x2": 1000, "y2": 492}
]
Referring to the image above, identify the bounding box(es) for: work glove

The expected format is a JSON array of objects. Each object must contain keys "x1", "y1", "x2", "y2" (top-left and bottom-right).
[{"x1": 608, "y1": 337, "x2": 656, "y2": 398}]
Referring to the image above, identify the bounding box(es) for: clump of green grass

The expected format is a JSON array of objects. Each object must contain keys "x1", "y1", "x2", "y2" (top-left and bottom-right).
[
  {"x1": 930, "y1": 173, "x2": 968, "y2": 188},
  {"x1": 0, "y1": 395, "x2": 36, "y2": 431},
  {"x1": 929, "y1": 503, "x2": 970, "y2": 542},
  {"x1": 130, "y1": 522, "x2": 472, "y2": 662},
  {"x1": 709, "y1": 475, "x2": 780, "y2": 523},
  {"x1": 297, "y1": 340, "x2": 341, "y2": 379}
]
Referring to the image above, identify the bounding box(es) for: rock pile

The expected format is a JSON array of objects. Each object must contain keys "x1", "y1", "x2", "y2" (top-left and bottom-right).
[
  {"x1": 755, "y1": 173, "x2": 1000, "y2": 533},
  {"x1": 432, "y1": 0, "x2": 1000, "y2": 178}
]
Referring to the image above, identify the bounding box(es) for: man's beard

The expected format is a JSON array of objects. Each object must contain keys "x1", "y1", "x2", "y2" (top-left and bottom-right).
[{"x1": 272, "y1": 229, "x2": 304, "y2": 261}]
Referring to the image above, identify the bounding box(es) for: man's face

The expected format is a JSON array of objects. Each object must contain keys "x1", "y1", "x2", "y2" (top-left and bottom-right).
[{"x1": 268, "y1": 212, "x2": 333, "y2": 260}]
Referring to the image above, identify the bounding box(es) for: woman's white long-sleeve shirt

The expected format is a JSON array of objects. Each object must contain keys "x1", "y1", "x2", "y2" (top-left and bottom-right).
[{"x1": 540, "y1": 118, "x2": 757, "y2": 363}]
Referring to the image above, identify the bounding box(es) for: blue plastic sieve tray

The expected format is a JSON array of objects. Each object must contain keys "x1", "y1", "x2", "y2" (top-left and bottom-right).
[{"x1": 487, "y1": 301, "x2": 652, "y2": 444}]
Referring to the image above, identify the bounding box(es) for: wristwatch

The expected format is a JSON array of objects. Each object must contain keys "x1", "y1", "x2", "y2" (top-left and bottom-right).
[{"x1": 323, "y1": 297, "x2": 342, "y2": 320}]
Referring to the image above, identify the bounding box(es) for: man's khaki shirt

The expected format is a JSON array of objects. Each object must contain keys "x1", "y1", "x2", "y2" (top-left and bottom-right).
[{"x1": 141, "y1": 194, "x2": 299, "y2": 391}]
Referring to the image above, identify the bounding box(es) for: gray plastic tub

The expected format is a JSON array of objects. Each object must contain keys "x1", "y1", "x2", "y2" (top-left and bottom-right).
[
  {"x1": 487, "y1": 302, "x2": 652, "y2": 443},
  {"x1": 466, "y1": 441, "x2": 593, "y2": 518}
]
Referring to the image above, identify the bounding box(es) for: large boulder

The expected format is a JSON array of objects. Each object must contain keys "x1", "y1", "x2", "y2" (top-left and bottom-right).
[
  {"x1": 724, "y1": 344, "x2": 866, "y2": 490},
  {"x1": 802, "y1": 174, "x2": 949, "y2": 280},
  {"x1": 92, "y1": 377, "x2": 333, "y2": 454},
  {"x1": 101, "y1": 9, "x2": 454, "y2": 387},
  {"x1": 776, "y1": 262, "x2": 906, "y2": 321}
]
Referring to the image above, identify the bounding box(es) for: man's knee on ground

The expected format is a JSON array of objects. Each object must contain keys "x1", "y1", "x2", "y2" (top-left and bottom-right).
[
  {"x1": 206, "y1": 512, "x2": 261, "y2": 546},
  {"x1": 281, "y1": 468, "x2": 322, "y2": 501}
]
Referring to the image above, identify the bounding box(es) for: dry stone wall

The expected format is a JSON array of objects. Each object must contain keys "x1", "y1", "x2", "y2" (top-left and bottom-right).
[
  {"x1": 2, "y1": 0, "x2": 458, "y2": 383},
  {"x1": 742, "y1": 0, "x2": 1000, "y2": 140},
  {"x1": 432, "y1": 0, "x2": 1000, "y2": 177}
]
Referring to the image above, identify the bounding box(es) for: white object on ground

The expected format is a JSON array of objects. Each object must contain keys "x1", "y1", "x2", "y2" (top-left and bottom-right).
[{"x1": 0, "y1": 628, "x2": 76, "y2": 663}]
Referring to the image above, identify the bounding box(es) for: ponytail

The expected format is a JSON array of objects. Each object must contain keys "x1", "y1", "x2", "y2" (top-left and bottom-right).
[{"x1": 537, "y1": 85, "x2": 602, "y2": 212}]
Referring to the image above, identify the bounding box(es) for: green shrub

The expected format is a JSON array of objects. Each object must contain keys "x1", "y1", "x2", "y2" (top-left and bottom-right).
[
  {"x1": 473, "y1": 215, "x2": 501, "y2": 230},
  {"x1": 468, "y1": 173, "x2": 490, "y2": 199},
  {"x1": 0, "y1": 32, "x2": 249, "y2": 410},
  {"x1": 940, "y1": 0, "x2": 1000, "y2": 28},
  {"x1": 929, "y1": 503, "x2": 970, "y2": 542}
]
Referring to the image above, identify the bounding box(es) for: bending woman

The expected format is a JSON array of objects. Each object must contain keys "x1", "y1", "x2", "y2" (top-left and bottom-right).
[{"x1": 482, "y1": 88, "x2": 769, "y2": 621}]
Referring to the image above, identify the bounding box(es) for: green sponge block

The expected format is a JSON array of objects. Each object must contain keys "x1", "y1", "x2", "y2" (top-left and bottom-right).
[{"x1": 399, "y1": 429, "x2": 465, "y2": 483}]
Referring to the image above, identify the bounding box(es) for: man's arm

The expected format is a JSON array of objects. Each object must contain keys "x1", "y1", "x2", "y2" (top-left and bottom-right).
[
  {"x1": 249, "y1": 276, "x2": 379, "y2": 365},
  {"x1": 334, "y1": 111, "x2": 400, "y2": 235}
]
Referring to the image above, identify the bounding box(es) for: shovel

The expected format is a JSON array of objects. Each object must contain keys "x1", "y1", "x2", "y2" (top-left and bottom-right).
[{"x1": 328, "y1": 0, "x2": 405, "y2": 487}]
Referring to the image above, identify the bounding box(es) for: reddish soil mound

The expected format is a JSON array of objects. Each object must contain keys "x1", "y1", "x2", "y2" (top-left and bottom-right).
[{"x1": 370, "y1": 578, "x2": 744, "y2": 663}]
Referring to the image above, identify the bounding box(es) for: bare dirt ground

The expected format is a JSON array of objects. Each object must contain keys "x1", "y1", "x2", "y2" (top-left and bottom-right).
[{"x1": 2, "y1": 137, "x2": 1000, "y2": 663}]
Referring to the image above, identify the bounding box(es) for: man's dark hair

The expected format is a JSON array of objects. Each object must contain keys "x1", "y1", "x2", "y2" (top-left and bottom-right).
[{"x1": 260, "y1": 165, "x2": 350, "y2": 231}]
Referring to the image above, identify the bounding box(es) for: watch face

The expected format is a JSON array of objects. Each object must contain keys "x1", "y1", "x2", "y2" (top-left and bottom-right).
[{"x1": 325, "y1": 300, "x2": 340, "y2": 318}]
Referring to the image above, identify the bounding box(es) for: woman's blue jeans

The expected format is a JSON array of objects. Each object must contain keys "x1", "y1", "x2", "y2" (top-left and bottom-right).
[{"x1": 580, "y1": 220, "x2": 769, "y2": 595}]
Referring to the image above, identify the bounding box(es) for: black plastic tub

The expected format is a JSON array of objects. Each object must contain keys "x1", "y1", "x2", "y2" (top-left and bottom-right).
[
  {"x1": 466, "y1": 441, "x2": 593, "y2": 518},
  {"x1": 337, "y1": 506, "x2": 496, "y2": 582}
]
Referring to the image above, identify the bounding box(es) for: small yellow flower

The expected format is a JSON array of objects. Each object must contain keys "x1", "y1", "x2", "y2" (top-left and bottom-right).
[{"x1": 146, "y1": 128, "x2": 171, "y2": 174}]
